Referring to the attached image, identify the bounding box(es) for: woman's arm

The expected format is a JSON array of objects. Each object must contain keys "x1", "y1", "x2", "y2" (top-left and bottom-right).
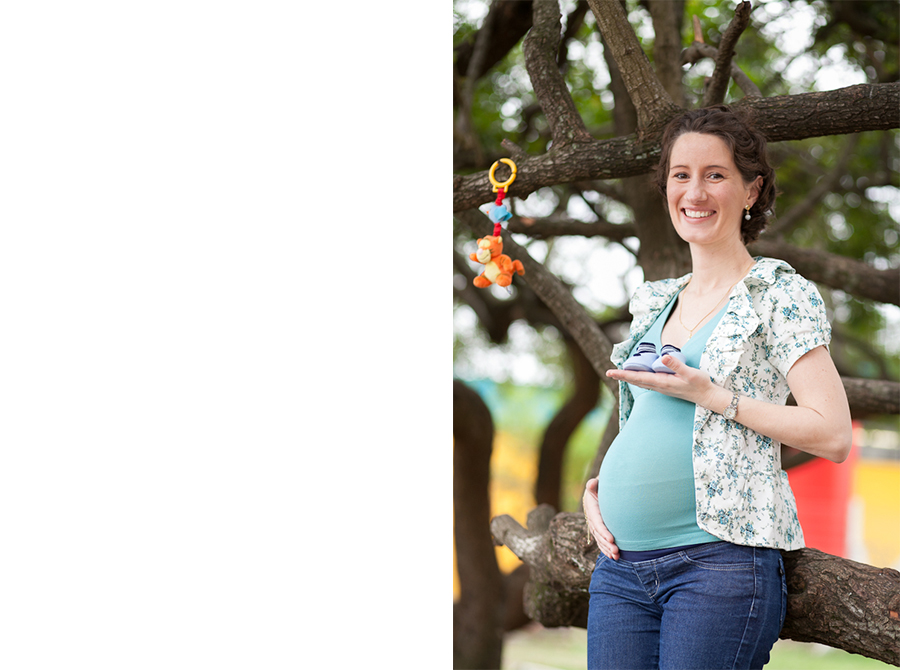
[{"x1": 606, "y1": 345, "x2": 853, "y2": 463}]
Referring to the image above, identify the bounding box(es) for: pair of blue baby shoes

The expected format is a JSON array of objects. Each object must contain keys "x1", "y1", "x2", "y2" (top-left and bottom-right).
[{"x1": 622, "y1": 342, "x2": 685, "y2": 374}]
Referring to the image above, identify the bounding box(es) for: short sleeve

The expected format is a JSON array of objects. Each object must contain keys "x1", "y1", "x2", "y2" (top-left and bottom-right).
[
  {"x1": 766, "y1": 276, "x2": 831, "y2": 379},
  {"x1": 628, "y1": 281, "x2": 654, "y2": 321}
]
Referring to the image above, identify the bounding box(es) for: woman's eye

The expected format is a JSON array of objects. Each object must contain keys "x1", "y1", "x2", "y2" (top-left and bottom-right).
[
  {"x1": 708, "y1": 172, "x2": 724, "y2": 180},
  {"x1": 673, "y1": 172, "x2": 688, "y2": 180}
]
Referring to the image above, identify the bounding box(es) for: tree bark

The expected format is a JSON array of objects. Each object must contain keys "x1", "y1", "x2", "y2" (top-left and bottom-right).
[
  {"x1": 523, "y1": 0, "x2": 593, "y2": 147},
  {"x1": 491, "y1": 507, "x2": 900, "y2": 666},
  {"x1": 453, "y1": 380, "x2": 504, "y2": 670},
  {"x1": 453, "y1": 83, "x2": 900, "y2": 213},
  {"x1": 781, "y1": 548, "x2": 900, "y2": 665},
  {"x1": 586, "y1": 0, "x2": 682, "y2": 136},
  {"x1": 842, "y1": 377, "x2": 900, "y2": 418}
]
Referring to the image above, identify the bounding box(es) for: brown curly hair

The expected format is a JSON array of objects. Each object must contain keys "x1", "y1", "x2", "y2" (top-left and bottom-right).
[{"x1": 655, "y1": 105, "x2": 776, "y2": 245}]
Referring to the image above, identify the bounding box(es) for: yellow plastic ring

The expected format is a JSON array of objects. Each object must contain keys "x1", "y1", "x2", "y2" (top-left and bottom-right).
[{"x1": 489, "y1": 158, "x2": 517, "y2": 192}]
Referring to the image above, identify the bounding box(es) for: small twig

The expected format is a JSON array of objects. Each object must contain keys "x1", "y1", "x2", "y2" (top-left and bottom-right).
[
  {"x1": 500, "y1": 138, "x2": 529, "y2": 162},
  {"x1": 692, "y1": 15, "x2": 704, "y2": 43},
  {"x1": 681, "y1": 42, "x2": 762, "y2": 97}
]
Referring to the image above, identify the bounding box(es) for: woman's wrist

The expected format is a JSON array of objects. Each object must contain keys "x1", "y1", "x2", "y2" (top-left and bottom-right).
[{"x1": 702, "y1": 385, "x2": 734, "y2": 415}]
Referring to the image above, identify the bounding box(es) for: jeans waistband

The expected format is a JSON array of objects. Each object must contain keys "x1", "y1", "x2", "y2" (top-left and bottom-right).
[{"x1": 617, "y1": 541, "x2": 715, "y2": 563}]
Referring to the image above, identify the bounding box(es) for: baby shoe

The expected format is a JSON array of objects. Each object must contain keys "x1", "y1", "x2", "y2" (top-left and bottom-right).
[
  {"x1": 623, "y1": 342, "x2": 658, "y2": 372},
  {"x1": 651, "y1": 344, "x2": 686, "y2": 374}
]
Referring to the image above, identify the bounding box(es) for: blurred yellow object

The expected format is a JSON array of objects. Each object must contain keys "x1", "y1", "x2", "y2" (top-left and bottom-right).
[{"x1": 852, "y1": 459, "x2": 900, "y2": 569}]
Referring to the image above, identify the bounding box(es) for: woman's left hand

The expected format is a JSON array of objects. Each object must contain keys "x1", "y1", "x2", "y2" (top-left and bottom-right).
[{"x1": 606, "y1": 355, "x2": 723, "y2": 410}]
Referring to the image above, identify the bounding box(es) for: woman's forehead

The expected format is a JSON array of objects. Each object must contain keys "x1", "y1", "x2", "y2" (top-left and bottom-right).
[{"x1": 669, "y1": 132, "x2": 735, "y2": 167}]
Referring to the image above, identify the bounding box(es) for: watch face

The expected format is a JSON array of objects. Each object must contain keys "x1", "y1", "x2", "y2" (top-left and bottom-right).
[{"x1": 725, "y1": 395, "x2": 737, "y2": 419}]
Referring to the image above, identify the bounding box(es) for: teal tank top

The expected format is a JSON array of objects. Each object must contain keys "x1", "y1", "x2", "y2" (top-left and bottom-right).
[{"x1": 596, "y1": 290, "x2": 728, "y2": 550}]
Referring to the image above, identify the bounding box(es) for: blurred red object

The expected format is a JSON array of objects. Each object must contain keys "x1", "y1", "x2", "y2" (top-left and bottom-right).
[{"x1": 786, "y1": 423, "x2": 860, "y2": 558}]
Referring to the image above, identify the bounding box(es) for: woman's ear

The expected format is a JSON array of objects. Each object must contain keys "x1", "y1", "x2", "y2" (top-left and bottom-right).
[{"x1": 748, "y1": 175, "x2": 763, "y2": 207}]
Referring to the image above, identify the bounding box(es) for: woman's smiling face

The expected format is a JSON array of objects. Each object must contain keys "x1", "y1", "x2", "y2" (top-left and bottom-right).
[{"x1": 666, "y1": 132, "x2": 760, "y2": 248}]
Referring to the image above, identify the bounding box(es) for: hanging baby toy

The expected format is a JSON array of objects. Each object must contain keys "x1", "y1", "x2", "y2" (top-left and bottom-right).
[{"x1": 470, "y1": 158, "x2": 525, "y2": 289}]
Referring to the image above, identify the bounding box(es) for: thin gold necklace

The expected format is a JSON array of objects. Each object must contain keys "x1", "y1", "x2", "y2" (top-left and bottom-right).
[{"x1": 678, "y1": 262, "x2": 752, "y2": 337}]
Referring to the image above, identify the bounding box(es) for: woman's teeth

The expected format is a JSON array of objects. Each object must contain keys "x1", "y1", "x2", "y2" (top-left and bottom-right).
[{"x1": 684, "y1": 210, "x2": 713, "y2": 218}]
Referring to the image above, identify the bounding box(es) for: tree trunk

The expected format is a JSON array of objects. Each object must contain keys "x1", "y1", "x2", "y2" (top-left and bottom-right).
[
  {"x1": 535, "y1": 337, "x2": 601, "y2": 509},
  {"x1": 453, "y1": 380, "x2": 504, "y2": 669},
  {"x1": 491, "y1": 507, "x2": 900, "y2": 666}
]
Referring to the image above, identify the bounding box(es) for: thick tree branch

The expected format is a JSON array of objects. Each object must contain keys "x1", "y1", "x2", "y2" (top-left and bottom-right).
[
  {"x1": 523, "y1": 0, "x2": 593, "y2": 147},
  {"x1": 735, "y1": 83, "x2": 900, "y2": 138},
  {"x1": 600, "y1": 24, "x2": 638, "y2": 137},
  {"x1": 454, "y1": 83, "x2": 900, "y2": 212},
  {"x1": 703, "y1": 1, "x2": 752, "y2": 106},
  {"x1": 841, "y1": 377, "x2": 900, "y2": 418},
  {"x1": 748, "y1": 239, "x2": 900, "y2": 306},
  {"x1": 586, "y1": 0, "x2": 682, "y2": 136},
  {"x1": 780, "y1": 549, "x2": 900, "y2": 665},
  {"x1": 491, "y1": 509, "x2": 900, "y2": 665}
]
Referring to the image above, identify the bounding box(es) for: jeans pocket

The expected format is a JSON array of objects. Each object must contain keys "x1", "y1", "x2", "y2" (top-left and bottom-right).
[
  {"x1": 589, "y1": 553, "x2": 611, "y2": 594},
  {"x1": 680, "y1": 541, "x2": 756, "y2": 571}
]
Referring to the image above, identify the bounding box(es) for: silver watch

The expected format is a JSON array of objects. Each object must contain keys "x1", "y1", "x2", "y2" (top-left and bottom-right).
[{"x1": 723, "y1": 392, "x2": 739, "y2": 420}]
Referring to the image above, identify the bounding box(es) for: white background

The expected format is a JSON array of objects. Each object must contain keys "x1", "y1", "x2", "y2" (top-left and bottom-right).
[{"x1": 0, "y1": 2, "x2": 445, "y2": 667}]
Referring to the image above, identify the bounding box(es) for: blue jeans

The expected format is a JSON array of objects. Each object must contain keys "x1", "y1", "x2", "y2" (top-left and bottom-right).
[{"x1": 587, "y1": 542, "x2": 786, "y2": 670}]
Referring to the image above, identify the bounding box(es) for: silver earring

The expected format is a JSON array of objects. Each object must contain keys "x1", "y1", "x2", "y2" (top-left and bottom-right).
[{"x1": 744, "y1": 206, "x2": 751, "y2": 221}]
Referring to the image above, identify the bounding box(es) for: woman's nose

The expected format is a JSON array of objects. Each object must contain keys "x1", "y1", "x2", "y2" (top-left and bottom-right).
[{"x1": 685, "y1": 179, "x2": 706, "y2": 201}]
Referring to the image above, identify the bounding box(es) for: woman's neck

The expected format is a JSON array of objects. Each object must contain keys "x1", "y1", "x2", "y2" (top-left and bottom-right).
[{"x1": 687, "y1": 242, "x2": 755, "y2": 294}]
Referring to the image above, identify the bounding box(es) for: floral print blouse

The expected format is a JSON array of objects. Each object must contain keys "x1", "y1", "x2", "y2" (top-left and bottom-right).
[{"x1": 610, "y1": 257, "x2": 831, "y2": 550}]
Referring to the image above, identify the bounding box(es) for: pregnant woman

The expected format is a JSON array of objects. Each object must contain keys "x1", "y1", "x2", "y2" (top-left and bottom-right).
[{"x1": 582, "y1": 105, "x2": 852, "y2": 670}]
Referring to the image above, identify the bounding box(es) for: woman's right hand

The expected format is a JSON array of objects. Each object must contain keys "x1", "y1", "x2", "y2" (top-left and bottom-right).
[{"x1": 583, "y1": 478, "x2": 620, "y2": 561}]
